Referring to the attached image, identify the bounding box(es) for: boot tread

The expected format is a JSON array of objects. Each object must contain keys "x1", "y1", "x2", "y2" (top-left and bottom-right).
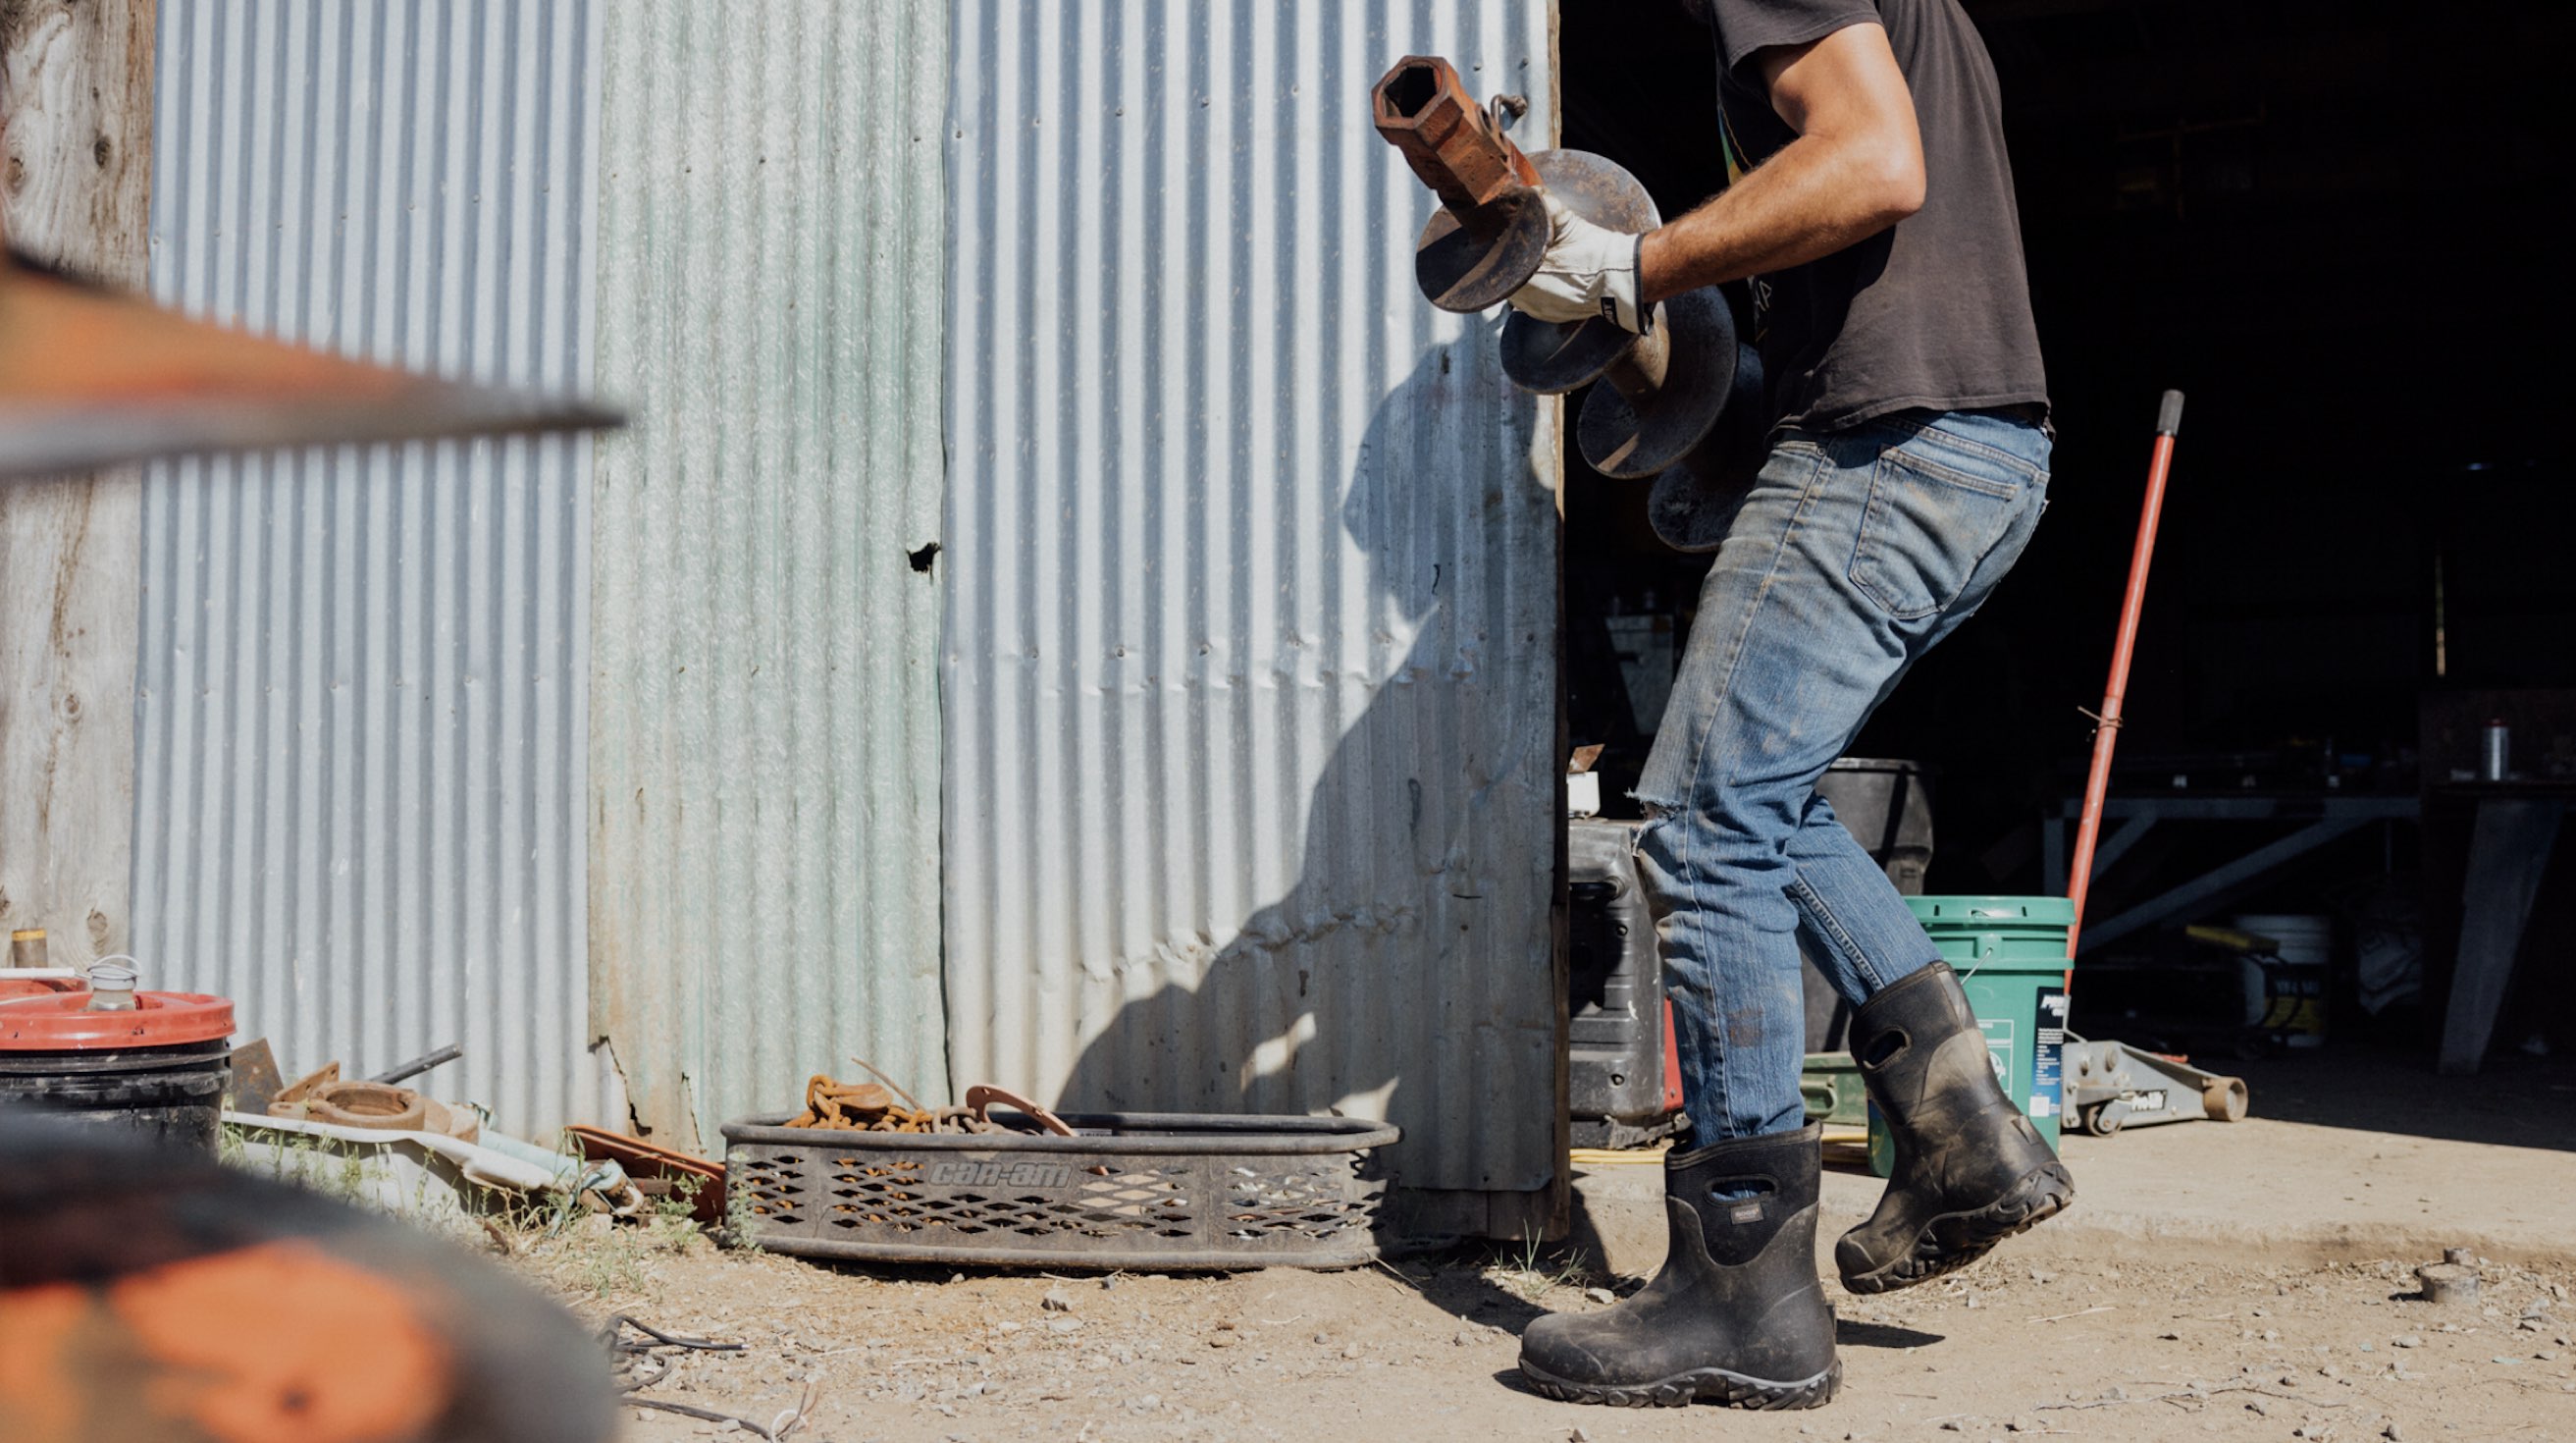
[
  {"x1": 1520, "y1": 1357, "x2": 1843, "y2": 1409},
  {"x1": 1838, "y1": 1160, "x2": 2074, "y2": 1295}
]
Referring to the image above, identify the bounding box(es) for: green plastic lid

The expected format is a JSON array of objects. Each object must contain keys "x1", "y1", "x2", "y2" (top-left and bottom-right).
[{"x1": 1904, "y1": 895, "x2": 2077, "y2": 926}]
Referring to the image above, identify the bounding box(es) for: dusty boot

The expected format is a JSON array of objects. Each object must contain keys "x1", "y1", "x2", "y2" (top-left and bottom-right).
[
  {"x1": 1517, "y1": 1124, "x2": 1839, "y2": 1409},
  {"x1": 1838, "y1": 962, "x2": 2075, "y2": 1293}
]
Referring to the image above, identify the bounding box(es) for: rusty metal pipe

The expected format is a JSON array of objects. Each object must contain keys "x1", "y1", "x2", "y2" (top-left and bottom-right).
[
  {"x1": 1371, "y1": 56, "x2": 1540, "y2": 213},
  {"x1": 1372, "y1": 55, "x2": 1551, "y2": 313},
  {"x1": 1597, "y1": 324, "x2": 1673, "y2": 407}
]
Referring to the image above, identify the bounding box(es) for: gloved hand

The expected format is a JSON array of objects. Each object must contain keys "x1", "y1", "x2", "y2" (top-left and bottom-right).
[{"x1": 1505, "y1": 192, "x2": 1650, "y2": 333}]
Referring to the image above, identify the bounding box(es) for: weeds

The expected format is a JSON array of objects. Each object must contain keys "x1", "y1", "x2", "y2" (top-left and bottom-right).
[
  {"x1": 719, "y1": 1170, "x2": 767, "y2": 1255},
  {"x1": 1482, "y1": 1235, "x2": 1596, "y2": 1303}
]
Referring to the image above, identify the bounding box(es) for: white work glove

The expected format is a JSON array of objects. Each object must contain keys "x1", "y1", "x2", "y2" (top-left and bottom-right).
[{"x1": 1505, "y1": 192, "x2": 1649, "y2": 333}]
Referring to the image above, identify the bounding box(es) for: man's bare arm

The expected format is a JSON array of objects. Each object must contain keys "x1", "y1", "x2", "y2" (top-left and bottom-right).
[{"x1": 1638, "y1": 24, "x2": 1925, "y2": 304}]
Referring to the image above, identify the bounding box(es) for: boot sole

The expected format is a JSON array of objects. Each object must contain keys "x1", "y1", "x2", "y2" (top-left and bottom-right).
[
  {"x1": 1839, "y1": 1160, "x2": 2075, "y2": 1296},
  {"x1": 1518, "y1": 1357, "x2": 1842, "y2": 1410}
]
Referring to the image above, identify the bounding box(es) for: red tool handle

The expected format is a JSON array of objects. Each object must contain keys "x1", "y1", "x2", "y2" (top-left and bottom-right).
[{"x1": 2066, "y1": 390, "x2": 2184, "y2": 958}]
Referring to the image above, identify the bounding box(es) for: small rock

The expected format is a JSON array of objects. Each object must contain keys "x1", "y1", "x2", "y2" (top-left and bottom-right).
[
  {"x1": 1208, "y1": 1332, "x2": 1239, "y2": 1349},
  {"x1": 2385, "y1": 1423, "x2": 2405, "y2": 1442},
  {"x1": 1938, "y1": 1422, "x2": 1966, "y2": 1433},
  {"x1": 1569, "y1": 1429, "x2": 1591, "y2": 1443},
  {"x1": 1583, "y1": 1286, "x2": 1615, "y2": 1306},
  {"x1": 1130, "y1": 1393, "x2": 1161, "y2": 1413},
  {"x1": 2247, "y1": 1400, "x2": 2270, "y2": 1416},
  {"x1": 1341, "y1": 1342, "x2": 1364, "y2": 1360},
  {"x1": 1041, "y1": 1287, "x2": 1075, "y2": 1311},
  {"x1": 1313, "y1": 1332, "x2": 1332, "y2": 1346},
  {"x1": 1046, "y1": 1318, "x2": 1081, "y2": 1335},
  {"x1": 2392, "y1": 1335, "x2": 2422, "y2": 1349},
  {"x1": 1453, "y1": 1330, "x2": 1474, "y2": 1347},
  {"x1": 2538, "y1": 1351, "x2": 2562, "y2": 1362}
]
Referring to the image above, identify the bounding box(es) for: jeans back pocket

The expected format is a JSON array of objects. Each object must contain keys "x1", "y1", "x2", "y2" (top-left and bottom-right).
[{"x1": 1846, "y1": 433, "x2": 2035, "y2": 621}]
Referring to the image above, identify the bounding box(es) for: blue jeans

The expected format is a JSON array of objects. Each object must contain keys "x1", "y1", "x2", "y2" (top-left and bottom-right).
[{"x1": 1636, "y1": 408, "x2": 2051, "y2": 1143}]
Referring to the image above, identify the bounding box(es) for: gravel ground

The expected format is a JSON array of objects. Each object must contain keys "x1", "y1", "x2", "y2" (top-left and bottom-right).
[{"x1": 513, "y1": 1218, "x2": 2576, "y2": 1443}]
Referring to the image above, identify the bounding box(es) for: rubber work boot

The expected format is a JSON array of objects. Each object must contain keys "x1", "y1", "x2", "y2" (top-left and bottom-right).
[
  {"x1": 1518, "y1": 1124, "x2": 1839, "y2": 1409},
  {"x1": 1838, "y1": 961, "x2": 2076, "y2": 1293}
]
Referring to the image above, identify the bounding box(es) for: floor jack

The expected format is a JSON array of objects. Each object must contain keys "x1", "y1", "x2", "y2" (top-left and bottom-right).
[{"x1": 2063, "y1": 1034, "x2": 2249, "y2": 1137}]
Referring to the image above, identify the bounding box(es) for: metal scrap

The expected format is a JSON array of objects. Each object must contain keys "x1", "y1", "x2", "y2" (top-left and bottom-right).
[
  {"x1": 780, "y1": 1064, "x2": 1081, "y2": 1137},
  {"x1": 783, "y1": 1071, "x2": 1009, "y2": 1135}
]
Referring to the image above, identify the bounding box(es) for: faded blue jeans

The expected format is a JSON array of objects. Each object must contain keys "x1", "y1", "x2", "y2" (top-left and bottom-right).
[{"x1": 1637, "y1": 408, "x2": 2051, "y2": 1143}]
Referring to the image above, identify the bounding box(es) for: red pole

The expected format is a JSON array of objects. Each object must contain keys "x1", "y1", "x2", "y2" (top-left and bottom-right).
[{"x1": 2066, "y1": 390, "x2": 2184, "y2": 958}]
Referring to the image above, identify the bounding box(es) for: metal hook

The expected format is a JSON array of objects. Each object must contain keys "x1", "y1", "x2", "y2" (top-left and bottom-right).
[{"x1": 1489, "y1": 92, "x2": 1529, "y2": 134}]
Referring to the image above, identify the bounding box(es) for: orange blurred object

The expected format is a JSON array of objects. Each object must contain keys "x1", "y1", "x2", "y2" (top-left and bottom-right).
[
  {"x1": 0, "y1": 1116, "x2": 613, "y2": 1443},
  {"x1": 0, "y1": 251, "x2": 617, "y2": 480}
]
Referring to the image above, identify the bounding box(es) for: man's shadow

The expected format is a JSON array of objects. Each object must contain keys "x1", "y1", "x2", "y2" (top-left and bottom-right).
[{"x1": 1053, "y1": 336, "x2": 1589, "y2": 1321}]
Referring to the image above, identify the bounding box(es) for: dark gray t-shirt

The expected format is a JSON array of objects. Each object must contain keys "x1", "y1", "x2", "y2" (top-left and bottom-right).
[{"x1": 1706, "y1": 0, "x2": 2048, "y2": 430}]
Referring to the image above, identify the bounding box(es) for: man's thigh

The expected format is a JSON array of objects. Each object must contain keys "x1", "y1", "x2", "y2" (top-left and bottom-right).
[
  {"x1": 1638, "y1": 432, "x2": 1902, "y2": 827},
  {"x1": 1639, "y1": 413, "x2": 2048, "y2": 828}
]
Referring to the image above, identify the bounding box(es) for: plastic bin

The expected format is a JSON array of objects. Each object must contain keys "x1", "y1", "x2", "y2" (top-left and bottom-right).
[
  {"x1": 1867, "y1": 896, "x2": 2072, "y2": 1176},
  {"x1": 722, "y1": 1110, "x2": 1399, "y2": 1270},
  {"x1": 0, "y1": 976, "x2": 235, "y2": 1154}
]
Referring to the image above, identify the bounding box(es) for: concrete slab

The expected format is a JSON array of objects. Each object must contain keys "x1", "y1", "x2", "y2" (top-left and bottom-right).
[{"x1": 1571, "y1": 1046, "x2": 2576, "y2": 1277}]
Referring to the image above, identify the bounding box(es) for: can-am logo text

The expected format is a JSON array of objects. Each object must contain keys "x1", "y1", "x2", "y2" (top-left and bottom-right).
[{"x1": 924, "y1": 1160, "x2": 1077, "y2": 1188}]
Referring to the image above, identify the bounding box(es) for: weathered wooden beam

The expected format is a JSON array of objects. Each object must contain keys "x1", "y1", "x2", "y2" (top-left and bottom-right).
[{"x1": 0, "y1": 0, "x2": 155, "y2": 965}]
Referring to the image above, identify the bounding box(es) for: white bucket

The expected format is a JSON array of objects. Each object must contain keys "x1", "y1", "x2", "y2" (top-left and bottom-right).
[{"x1": 2234, "y1": 913, "x2": 2330, "y2": 1046}]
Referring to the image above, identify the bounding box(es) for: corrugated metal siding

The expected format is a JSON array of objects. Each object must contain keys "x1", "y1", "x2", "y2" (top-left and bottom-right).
[
  {"x1": 944, "y1": 3, "x2": 1561, "y2": 1194},
  {"x1": 133, "y1": 0, "x2": 602, "y2": 1133},
  {"x1": 588, "y1": 1, "x2": 950, "y2": 1150}
]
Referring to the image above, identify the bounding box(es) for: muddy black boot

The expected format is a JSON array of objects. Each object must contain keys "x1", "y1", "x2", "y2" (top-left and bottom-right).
[
  {"x1": 1838, "y1": 962, "x2": 2075, "y2": 1293},
  {"x1": 1517, "y1": 1124, "x2": 1839, "y2": 1409}
]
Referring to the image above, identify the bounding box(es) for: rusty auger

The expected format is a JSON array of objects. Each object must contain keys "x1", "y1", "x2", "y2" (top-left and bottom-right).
[{"x1": 1370, "y1": 55, "x2": 1767, "y2": 553}]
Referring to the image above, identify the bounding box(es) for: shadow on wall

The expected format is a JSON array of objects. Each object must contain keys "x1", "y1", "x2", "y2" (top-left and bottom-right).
[{"x1": 1054, "y1": 334, "x2": 1560, "y2": 1232}]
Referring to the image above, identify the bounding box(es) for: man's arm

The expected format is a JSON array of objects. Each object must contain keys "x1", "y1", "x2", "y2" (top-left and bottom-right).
[{"x1": 1637, "y1": 23, "x2": 1924, "y2": 304}]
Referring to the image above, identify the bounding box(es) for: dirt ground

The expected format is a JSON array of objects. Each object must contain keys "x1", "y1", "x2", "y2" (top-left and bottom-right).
[
  {"x1": 504, "y1": 1052, "x2": 2576, "y2": 1443},
  {"x1": 527, "y1": 1225, "x2": 2575, "y2": 1443}
]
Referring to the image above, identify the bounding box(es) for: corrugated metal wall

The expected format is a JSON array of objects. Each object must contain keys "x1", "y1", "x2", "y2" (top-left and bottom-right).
[
  {"x1": 588, "y1": 1, "x2": 951, "y2": 1150},
  {"x1": 943, "y1": 2, "x2": 1562, "y2": 1199},
  {"x1": 133, "y1": 0, "x2": 603, "y2": 1132}
]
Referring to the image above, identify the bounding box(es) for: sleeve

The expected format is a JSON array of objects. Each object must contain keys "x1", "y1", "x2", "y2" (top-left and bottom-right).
[{"x1": 1703, "y1": 0, "x2": 1883, "y2": 83}]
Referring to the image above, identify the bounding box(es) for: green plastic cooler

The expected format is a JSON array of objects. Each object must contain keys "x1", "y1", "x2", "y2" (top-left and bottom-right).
[{"x1": 1866, "y1": 895, "x2": 2073, "y2": 1177}]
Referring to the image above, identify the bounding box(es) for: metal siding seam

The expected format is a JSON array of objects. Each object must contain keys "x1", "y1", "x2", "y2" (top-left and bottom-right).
[
  {"x1": 588, "y1": 1, "x2": 951, "y2": 1150},
  {"x1": 942, "y1": 2, "x2": 1561, "y2": 1195},
  {"x1": 136, "y1": 0, "x2": 600, "y2": 1135}
]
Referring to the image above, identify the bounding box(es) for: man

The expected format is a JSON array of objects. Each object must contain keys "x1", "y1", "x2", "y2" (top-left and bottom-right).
[{"x1": 1504, "y1": 0, "x2": 2071, "y2": 1411}]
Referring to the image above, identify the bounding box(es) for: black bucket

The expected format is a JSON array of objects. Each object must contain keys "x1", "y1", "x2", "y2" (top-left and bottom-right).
[{"x1": 0, "y1": 1039, "x2": 230, "y2": 1153}]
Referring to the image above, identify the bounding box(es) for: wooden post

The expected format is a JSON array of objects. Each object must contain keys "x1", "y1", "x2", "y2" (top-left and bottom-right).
[{"x1": 0, "y1": 0, "x2": 156, "y2": 965}]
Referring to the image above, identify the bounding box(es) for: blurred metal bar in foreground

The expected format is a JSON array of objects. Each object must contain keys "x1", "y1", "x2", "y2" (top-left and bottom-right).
[{"x1": 0, "y1": 252, "x2": 620, "y2": 481}]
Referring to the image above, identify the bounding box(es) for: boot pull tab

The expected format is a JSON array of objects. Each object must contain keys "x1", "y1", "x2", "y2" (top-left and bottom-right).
[
  {"x1": 1861, "y1": 1028, "x2": 1911, "y2": 1070},
  {"x1": 1704, "y1": 1175, "x2": 1777, "y2": 1225}
]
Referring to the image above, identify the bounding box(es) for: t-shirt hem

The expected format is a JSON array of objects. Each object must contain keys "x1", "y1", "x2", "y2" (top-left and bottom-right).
[{"x1": 1783, "y1": 390, "x2": 2053, "y2": 435}]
